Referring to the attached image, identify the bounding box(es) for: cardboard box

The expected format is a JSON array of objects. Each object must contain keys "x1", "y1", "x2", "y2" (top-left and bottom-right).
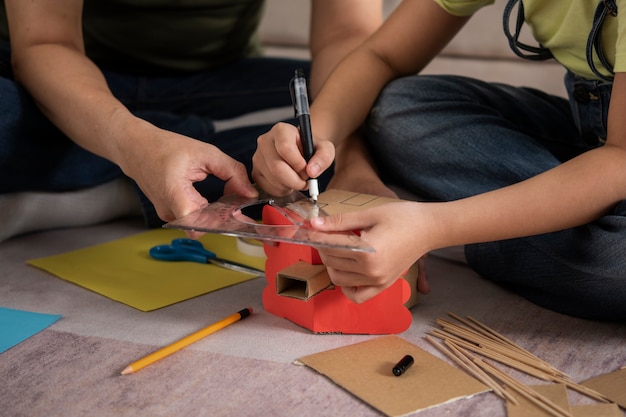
[
  {"x1": 276, "y1": 261, "x2": 332, "y2": 301},
  {"x1": 262, "y1": 189, "x2": 418, "y2": 334}
]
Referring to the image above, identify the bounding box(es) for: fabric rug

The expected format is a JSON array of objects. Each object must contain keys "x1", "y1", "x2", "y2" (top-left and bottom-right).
[{"x1": 1, "y1": 218, "x2": 624, "y2": 417}]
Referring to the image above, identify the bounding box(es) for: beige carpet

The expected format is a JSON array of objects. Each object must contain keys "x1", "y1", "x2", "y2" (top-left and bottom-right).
[{"x1": 1, "y1": 218, "x2": 624, "y2": 417}]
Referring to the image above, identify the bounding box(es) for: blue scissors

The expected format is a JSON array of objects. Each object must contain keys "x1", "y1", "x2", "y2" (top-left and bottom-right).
[{"x1": 149, "y1": 238, "x2": 264, "y2": 277}]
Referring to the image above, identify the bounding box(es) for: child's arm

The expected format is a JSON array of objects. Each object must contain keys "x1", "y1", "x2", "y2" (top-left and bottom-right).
[
  {"x1": 310, "y1": 73, "x2": 626, "y2": 303},
  {"x1": 308, "y1": 0, "x2": 383, "y2": 98},
  {"x1": 252, "y1": 0, "x2": 469, "y2": 196}
]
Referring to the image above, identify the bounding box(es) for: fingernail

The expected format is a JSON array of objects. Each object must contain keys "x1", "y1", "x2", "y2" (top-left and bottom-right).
[
  {"x1": 310, "y1": 217, "x2": 324, "y2": 226},
  {"x1": 309, "y1": 163, "x2": 321, "y2": 177}
]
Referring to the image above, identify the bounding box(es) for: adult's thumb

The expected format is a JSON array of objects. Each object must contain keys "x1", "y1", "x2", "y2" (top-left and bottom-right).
[{"x1": 223, "y1": 173, "x2": 259, "y2": 198}]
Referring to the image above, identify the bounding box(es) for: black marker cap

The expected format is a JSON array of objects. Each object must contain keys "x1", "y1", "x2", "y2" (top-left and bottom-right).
[{"x1": 392, "y1": 354, "x2": 414, "y2": 376}]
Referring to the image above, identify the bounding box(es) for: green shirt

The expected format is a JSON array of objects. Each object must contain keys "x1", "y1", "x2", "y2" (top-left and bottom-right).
[
  {"x1": 0, "y1": 0, "x2": 266, "y2": 73},
  {"x1": 433, "y1": 0, "x2": 624, "y2": 80}
]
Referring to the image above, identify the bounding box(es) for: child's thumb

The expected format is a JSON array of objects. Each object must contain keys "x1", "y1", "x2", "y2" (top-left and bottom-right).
[{"x1": 310, "y1": 212, "x2": 364, "y2": 232}]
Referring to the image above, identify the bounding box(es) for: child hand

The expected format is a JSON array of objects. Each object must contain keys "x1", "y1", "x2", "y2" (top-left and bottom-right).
[
  {"x1": 252, "y1": 122, "x2": 335, "y2": 196},
  {"x1": 310, "y1": 201, "x2": 429, "y2": 303}
]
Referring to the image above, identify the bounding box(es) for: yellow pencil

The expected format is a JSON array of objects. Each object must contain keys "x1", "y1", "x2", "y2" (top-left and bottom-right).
[{"x1": 121, "y1": 307, "x2": 253, "y2": 375}]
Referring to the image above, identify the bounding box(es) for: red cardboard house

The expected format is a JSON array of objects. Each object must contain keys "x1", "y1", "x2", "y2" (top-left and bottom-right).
[{"x1": 261, "y1": 190, "x2": 418, "y2": 334}]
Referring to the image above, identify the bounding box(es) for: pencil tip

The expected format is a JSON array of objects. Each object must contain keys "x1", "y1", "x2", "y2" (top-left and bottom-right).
[{"x1": 121, "y1": 367, "x2": 133, "y2": 375}]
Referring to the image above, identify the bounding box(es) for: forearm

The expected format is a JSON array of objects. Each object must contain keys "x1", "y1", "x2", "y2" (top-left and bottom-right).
[
  {"x1": 309, "y1": 48, "x2": 396, "y2": 147},
  {"x1": 309, "y1": 39, "x2": 374, "y2": 98},
  {"x1": 12, "y1": 43, "x2": 147, "y2": 173},
  {"x1": 423, "y1": 146, "x2": 626, "y2": 251},
  {"x1": 308, "y1": 0, "x2": 467, "y2": 149},
  {"x1": 308, "y1": 0, "x2": 382, "y2": 97}
]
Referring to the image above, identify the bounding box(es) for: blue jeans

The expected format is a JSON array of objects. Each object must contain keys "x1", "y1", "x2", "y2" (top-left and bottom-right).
[
  {"x1": 0, "y1": 41, "x2": 309, "y2": 226},
  {"x1": 366, "y1": 73, "x2": 626, "y2": 321}
]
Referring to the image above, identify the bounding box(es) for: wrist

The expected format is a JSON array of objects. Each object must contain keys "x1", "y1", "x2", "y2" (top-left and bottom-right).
[
  {"x1": 407, "y1": 201, "x2": 453, "y2": 253},
  {"x1": 108, "y1": 112, "x2": 157, "y2": 177}
]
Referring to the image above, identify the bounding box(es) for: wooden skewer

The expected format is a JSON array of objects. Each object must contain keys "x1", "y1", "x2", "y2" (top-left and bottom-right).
[
  {"x1": 473, "y1": 358, "x2": 573, "y2": 417},
  {"x1": 447, "y1": 338, "x2": 558, "y2": 381},
  {"x1": 432, "y1": 329, "x2": 560, "y2": 382},
  {"x1": 560, "y1": 380, "x2": 610, "y2": 403},
  {"x1": 446, "y1": 314, "x2": 521, "y2": 353},
  {"x1": 425, "y1": 335, "x2": 517, "y2": 404},
  {"x1": 465, "y1": 315, "x2": 535, "y2": 352},
  {"x1": 444, "y1": 315, "x2": 555, "y2": 373},
  {"x1": 437, "y1": 318, "x2": 552, "y2": 368},
  {"x1": 436, "y1": 318, "x2": 567, "y2": 378},
  {"x1": 465, "y1": 315, "x2": 526, "y2": 346},
  {"x1": 441, "y1": 339, "x2": 519, "y2": 404},
  {"x1": 455, "y1": 318, "x2": 609, "y2": 402},
  {"x1": 444, "y1": 314, "x2": 534, "y2": 369},
  {"x1": 463, "y1": 315, "x2": 569, "y2": 379},
  {"x1": 432, "y1": 314, "x2": 611, "y2": 405}
]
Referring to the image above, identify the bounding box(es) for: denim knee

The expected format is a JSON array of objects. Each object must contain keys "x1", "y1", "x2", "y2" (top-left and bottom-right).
[
  {"x1": 367, "y1": 76, "x2": 441, "y2": 164},
  {"x1": 0, "y1": 76, "x2": 123, "y2": 192},
  {"x1": 366, "y1": 76, "x2": 480, "y2": 199},
  {"x1": 366, "y1": 76, "x2": 570, "y2": 201},
  {"x1": 465, "y1": 202, "x2": 626, "y2": 321},
  {"x1": 466, "y1": 241, "x2": 626, "y2": 321}
]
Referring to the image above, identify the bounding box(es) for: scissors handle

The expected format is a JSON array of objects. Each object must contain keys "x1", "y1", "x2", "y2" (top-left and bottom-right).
[
  {"x1": 149, "y1": 244, "x2": 210, "y2": 263},
  {"x1": 171, "y1": 238, "x2": 217, "y2": 258},
  {"x1": 150, "y1": 238, "x2": 264, "y2": 276}
]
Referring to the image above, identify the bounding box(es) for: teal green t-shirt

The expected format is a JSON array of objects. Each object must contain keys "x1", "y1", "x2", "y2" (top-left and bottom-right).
[{"x1": 0, "y1": 0, "x2": 265, "y2": 73}]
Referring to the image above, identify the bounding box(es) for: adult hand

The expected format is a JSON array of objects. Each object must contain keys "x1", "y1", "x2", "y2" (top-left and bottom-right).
[
  {"x1": 309, "y1": 201, "x2": 430, "y2": 303},
  {"x1": 252, "y1": 122, "x2": 335, "y2": 196},
  {"x1": 122, "y1": 124, "x2": 258, "y2": 223}
]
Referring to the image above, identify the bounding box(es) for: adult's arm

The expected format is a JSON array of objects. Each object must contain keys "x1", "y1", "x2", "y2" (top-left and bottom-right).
[{"x1": 5, "y1": 0, "x2": 257, "y2": 222}]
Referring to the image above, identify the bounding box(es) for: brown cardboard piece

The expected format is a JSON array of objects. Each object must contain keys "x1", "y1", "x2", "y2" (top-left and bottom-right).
[
  {"x1": 276, "y1": 261, "x2": 332, "y2": 300},
  {"x1": 572, "y1": 404, "x2": 623, "y2": 417},
  {"x1": 506, "y1": 382, "x2": 623, "y2": 417},
  {"x1": 581, "y1": 368, "x2": 626, "y2": 409},
  {"x1": 298, "y1": 335, "x2": 489, "y2": 417},
  {"x1": 318, "y1": 189, "x2": 400, "y2": 215},
  {"x1": 506, "y1": 384, "x2": 571, "y2": 417}
]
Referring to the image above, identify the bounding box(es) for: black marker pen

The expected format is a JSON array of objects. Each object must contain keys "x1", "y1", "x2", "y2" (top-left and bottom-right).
[{"x1": 290, "y1": 68, "x2": 319, "y2": 204}]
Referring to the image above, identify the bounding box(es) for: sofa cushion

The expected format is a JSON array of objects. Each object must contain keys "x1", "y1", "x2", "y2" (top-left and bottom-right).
[{"x1": 258, "y1": 0, "x2": 565, "y2": 97}]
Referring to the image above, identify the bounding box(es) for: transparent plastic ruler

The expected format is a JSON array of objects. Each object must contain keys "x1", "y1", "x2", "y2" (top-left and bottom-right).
[{"x1": 164, "y1": 191, "x2": 374, "y2": 252}]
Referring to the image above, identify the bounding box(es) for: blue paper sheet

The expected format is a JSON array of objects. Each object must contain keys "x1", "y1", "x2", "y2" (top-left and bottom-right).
[{"x1": 0, "y1": 307, "x2": 61, "y2": 354}]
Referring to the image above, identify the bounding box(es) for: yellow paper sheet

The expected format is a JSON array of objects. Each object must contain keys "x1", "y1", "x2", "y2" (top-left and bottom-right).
[{"x1": 28, "y1": 229, "x2": 265, "y2": 311}]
